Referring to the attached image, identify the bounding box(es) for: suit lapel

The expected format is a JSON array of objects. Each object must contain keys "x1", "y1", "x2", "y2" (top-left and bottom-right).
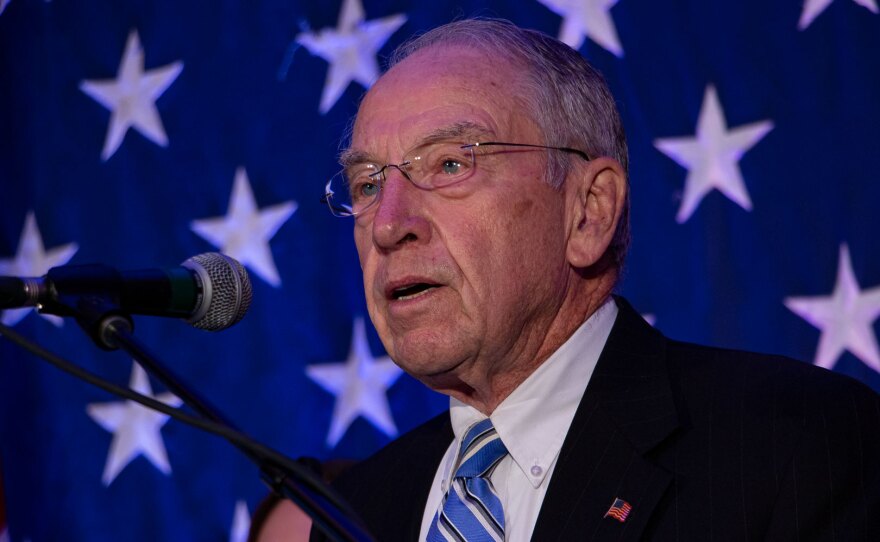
[
  {"x1": 383, "y1": 414, "x2": 453, "y2": 540},
  {"x1": 531, "y1": 298, "x2": 678, "y2": 541},
  {"x1": 331, "y1": 412, "x2": 453, "y2": 541},
  {"x1": 400, "y1": 416, "x2": 454, "y2": 539}
]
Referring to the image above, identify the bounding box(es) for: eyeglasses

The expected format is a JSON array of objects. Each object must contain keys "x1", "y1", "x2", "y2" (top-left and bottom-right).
[{"x1": 321, "y1": 141, "x2": 591, "y2": 218}]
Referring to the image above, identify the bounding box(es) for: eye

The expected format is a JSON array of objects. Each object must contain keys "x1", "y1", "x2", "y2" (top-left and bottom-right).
[
  {"x1": 347, "y1": 170, "x2": 382, "y2": 202},
  {"x1": 360, "y1": 182, "x2": 380, "y2": 197},
  {"x1": 429, "y1": 146, "x2": 473, "y2": 178},
  {"x1": 406, "y1": 143, "x2": 475, "y2": 188},
  {"x1": 441, "y1": 159, "x2": 463, "y2": 175},
  {"x1": 350, "y1": 179, "x2": 380, "y2": 202}
]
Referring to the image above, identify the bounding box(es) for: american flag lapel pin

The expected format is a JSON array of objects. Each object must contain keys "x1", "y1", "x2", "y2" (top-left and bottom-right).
[{"x1": 604, "y1": 497, "x2": 633, "y2": 523}]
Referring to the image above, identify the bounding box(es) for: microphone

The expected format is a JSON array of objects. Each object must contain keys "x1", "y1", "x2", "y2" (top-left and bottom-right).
[{"x1": 0, "y1": 253, "x2": 253, "y2": 331}]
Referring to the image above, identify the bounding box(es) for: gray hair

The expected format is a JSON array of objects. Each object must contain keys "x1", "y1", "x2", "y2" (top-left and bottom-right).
[{"x1": 388, "y1": 18, "x2": 630, "y2": 273}]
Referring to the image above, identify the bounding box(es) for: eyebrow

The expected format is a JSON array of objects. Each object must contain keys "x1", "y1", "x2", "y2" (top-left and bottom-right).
[{"x1": 339, "y1": 121, "x2": 495, "y2": 168}]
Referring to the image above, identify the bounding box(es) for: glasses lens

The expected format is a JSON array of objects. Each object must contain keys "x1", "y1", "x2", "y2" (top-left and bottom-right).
[
  {"x1": 325, "y1": 167, "x2": 381, "y2": 217},
  {"x1": 407, "y1": 142, "x2": 476, "y2": 188},
  {"x1": 323, "y1": 143, "x2": 477, "y2": 217}
]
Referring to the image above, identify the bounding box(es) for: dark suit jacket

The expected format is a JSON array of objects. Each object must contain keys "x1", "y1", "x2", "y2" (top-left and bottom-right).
[{"x1": 315, "y1": 298, "x2": 880, "y2": 541}]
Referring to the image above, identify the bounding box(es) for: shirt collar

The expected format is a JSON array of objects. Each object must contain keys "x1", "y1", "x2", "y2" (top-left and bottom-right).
[{"x1": 448, "y1": 298, "x2": 618, "y2": 488}]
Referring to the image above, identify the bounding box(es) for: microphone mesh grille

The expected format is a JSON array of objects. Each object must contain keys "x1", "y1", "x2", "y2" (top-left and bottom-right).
[{"x1": 186, "y1": 253, "x2": 253, "y2": 331}]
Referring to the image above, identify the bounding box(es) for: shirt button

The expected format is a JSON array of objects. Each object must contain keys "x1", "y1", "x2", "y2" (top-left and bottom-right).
[{"x1": 531, "y1": 465, "x2": 543, "y2": 477}]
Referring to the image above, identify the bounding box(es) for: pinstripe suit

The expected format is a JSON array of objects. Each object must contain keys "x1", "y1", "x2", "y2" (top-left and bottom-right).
[{"x1": 316, "y1": 298, "x2": 880, "y2": 541}]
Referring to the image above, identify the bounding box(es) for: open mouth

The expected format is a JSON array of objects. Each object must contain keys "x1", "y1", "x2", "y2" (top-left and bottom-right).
[{"x1": 390, "y1": 282, "x2": 440, "y2": 301}]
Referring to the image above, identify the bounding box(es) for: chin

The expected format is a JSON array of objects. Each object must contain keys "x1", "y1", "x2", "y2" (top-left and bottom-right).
[
  {"x1": 392, "y1": 350, "x2": 459, "y2": 378},
  {"x1": 389, "y1": 335, "x2": 471, "y2": 380}
]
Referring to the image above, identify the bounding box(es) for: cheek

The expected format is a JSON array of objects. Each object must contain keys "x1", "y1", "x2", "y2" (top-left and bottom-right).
[
  {"x1": 455, "y1": 200, "x2": 538, "y2": 302},
  {"x1": 496, "y1": 194, "x2": 566, "y2": 288},
  {"x1": 354, "y1": 220, "x2": 369, "y2": 253},
  {"x1": 354, "y1": 229, "x2": 378, "y2": 297},
  {"x1": 354, "y1": 224, "x2": 374, "y2": 268},
  {"x1": 512, "y1": 197, "x2": 535, "y2": 219}
]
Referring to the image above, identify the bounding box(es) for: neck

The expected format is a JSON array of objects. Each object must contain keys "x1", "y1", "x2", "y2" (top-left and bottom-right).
[{"x1": 427, "y1": 276, "x2": 615, "y2": 415}]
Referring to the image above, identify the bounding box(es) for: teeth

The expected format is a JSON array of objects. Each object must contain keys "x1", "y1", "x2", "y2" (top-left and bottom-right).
[
  {"x1": 393, "y1": 283, "x2": 436, "y2": 300},
  {"x1": 397, "y1": 288, "x2": 431, "y2": 300}
]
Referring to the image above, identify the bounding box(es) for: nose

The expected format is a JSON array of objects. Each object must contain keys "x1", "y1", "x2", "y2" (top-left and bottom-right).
[{"x1": 370, "y1": 167, "x2": 432, "y2": 250}]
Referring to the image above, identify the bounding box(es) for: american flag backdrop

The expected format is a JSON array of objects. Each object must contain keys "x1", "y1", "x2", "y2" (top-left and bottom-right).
[{"x1": 1, "y1": 0, "x2": 879, "y2": 540}]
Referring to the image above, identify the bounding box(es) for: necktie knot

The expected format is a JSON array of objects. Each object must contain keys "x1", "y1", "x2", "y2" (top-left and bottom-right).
[
  {"x1": 427, "y1": 418, "x2": 509, "y2": 541},
  {"x1": 454, "y1": 418, "x2": 508, "y2": 479}
]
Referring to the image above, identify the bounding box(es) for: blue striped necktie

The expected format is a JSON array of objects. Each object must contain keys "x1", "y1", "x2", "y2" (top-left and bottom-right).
[{"x1": 427, "y1": 418, "x2": 509, "y2": 541}]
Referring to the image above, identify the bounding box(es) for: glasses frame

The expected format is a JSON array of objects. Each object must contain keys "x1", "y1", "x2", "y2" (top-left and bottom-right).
[{"x1": 321, "y1": 141, "x2": 592, "y2": 218}]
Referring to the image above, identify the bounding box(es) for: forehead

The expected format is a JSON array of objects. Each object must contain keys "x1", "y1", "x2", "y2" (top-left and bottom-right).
[{"x1": 348, "y1": 45, "x2": 534, "y2": 160}]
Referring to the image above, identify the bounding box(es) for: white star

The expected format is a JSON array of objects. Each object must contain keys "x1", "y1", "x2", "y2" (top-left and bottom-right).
[
  {"x1": 296, "y1": 0, "x2": 406, "y2": 113},
  {"x1": 537, "y1": 0, "x2": 624, "y2": 57},
  {"x1": 654, "y1": 85, "x2": 774, "y2": 223},
  {"x1": 79, "y1": 29, "x2": 183, "y2": 161},
  {"x1": 799, "y1": 0, "x2": 878, "y2": 30},
  {"x1": 229, "y1": 500, "x2": 250, "y2": 542},
  {"x1": 86, "y1": 362, "x2": 183, "y2": 486},
  {"x1": 306, "y1": 317, "x2": 403, "y2": 447},
  {"x1": 0, "y1": 211, "x2": 78, "y2": 327},
  {"x1": 785, "y1": 244, "x2": 880, "y2": 374},
  {"x1": 190, "y1": 167, "x2": 297, "y2": 287}
]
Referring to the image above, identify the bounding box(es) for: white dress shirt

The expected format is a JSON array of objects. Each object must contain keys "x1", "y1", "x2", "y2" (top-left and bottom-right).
[{"x1": 418, "y1": 298, "x2": 618, "y2": 541}]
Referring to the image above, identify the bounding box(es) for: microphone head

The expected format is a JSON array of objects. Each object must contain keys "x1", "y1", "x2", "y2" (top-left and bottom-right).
[{"x1": 182, "y1": 253, "x2": 253, "y2": 331}]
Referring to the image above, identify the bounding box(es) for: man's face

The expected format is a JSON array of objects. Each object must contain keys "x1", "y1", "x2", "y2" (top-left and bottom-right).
[{"x1": 349, "y1": 46, "x2": 573, "y2": 388}]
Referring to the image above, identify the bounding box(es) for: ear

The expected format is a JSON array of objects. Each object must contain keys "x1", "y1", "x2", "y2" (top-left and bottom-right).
[{"x1": 565, "y1": 157, "x2": 627, "y2": 269}]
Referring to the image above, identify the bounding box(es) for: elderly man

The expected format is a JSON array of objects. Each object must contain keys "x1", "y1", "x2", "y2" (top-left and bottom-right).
[{"x1": 316, "y1": 19, "x2": 880, "y2": 542}]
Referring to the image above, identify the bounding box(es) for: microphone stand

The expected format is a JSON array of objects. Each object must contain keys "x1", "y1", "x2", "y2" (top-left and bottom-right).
[{"x1": 51, "y1": 293, "x2": 374, "y2": 542}]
